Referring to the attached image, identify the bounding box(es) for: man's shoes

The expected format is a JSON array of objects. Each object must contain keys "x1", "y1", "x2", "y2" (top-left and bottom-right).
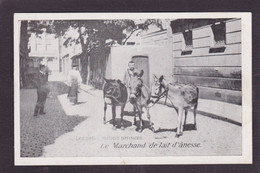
[
  {"x1": 39, "y1": 111, "x2": 46, "y2": 115},
  {"x1": 33, "y1": 108, "x2": 39, "y2": 116}
]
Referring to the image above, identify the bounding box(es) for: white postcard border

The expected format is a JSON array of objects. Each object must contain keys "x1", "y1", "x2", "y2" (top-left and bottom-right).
[{"x1": 14, "y1": 12, "x2": 252, "y2": 165}]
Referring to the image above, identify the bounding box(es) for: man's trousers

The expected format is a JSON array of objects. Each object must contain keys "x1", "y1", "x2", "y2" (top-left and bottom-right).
[{"x1": 34, "y1": 87, "x2": 49, "y2": 116}]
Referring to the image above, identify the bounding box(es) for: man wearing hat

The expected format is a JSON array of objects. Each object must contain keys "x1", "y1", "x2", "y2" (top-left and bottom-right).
[
  {"x1": 33, "y1": 64, "x2": 50, "y2": 116},
  {"x1": 67, "y1": 62, "x2": 82, "y2": 104}
]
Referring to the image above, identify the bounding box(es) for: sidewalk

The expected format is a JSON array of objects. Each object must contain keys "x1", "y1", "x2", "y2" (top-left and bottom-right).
[{"x1": 20, "y1": 82, "x2": 87, "y2": 157}]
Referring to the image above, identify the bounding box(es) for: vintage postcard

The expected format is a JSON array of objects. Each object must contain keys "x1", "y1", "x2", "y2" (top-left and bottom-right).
[{"x1": 14, "y1": 13, "x2": 252, "y2": 165}]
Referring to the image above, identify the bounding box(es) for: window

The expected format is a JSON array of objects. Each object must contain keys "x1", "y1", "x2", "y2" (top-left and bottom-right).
[
  {"x1": 211, "y1": 22, "x2": 226, "y2": 47},
  {"x1": 36, "y1": 37, "x2": 44, "y2": 52},
  {"x1": 209, "y1": 22, "x2": 226, "y2": 53},
  {"x1": 46, "y1": 40, "x2": 52, "y2": 50},
  {"x1": 126, "y1": 42, "x2": 135, "y2": 45},
  {"x1": 183, "y1": 30, "x2": 193, "y2": 50},
  {"x1": 181, "y1": 30, "x2": 193, "y2": 55}
]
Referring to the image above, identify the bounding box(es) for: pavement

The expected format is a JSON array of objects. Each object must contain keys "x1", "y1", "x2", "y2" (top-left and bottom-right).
[
  {"x1": 20, "y1": 82, "x2": 87, "y2": 157},
  {"x1": 40, "y1": 83, "x2": 242, "y2": 157}
]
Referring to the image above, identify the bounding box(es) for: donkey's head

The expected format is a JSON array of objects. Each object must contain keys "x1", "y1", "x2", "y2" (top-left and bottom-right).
[
  {"x1": 103, "y1": 78, "x2": 120, "y2": 96},
  {"x1": 129, "y1": 70, "x2": 144, "y2": 103},
  {"x1": 150, "y1": 75, "x2": 167, "y2": 102}
]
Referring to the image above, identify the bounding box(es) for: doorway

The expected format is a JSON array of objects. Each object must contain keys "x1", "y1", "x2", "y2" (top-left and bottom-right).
[{"x1": 132, "y1": 55, "x2": 150, "y2": 88}]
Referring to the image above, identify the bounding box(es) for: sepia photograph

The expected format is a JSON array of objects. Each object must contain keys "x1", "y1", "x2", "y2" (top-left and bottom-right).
[{"x1": 14, "y1": 13, "x2": 252, "y2": 165}]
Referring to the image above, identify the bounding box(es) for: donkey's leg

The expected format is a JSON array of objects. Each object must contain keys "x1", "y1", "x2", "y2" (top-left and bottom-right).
[
  {"x1": 120, "y1": 104, "x2": 125, "y2": 130},
  {"x1": 193, "y1": 103, "x2": 198, "y2": 130},
  {"x1": 103, "y1": 102, "x2": 107, "y2": 124},
  {"x1": 133, "y1": 106, "x2": 137, "y2": 125},
  {"x1": 146, "y1": 107, "x2": 152, "y2": 126},
  {"x1": 173, "y1": 107, "x2": 179, "y2": 133},
  {"x1": 137, "y1": 106, "x2": 143, "y2": 132},
  {"x1": 176, "y1": 107, "x2": 184, "y2": 138},
  {"x1": 180, "y1": 111, "x2": 185, "y2": 135},
  {"x1": 112, "y1": 105, "x2": 116, "y2": 130},
  {"x1": 183, "y1": 109, "x2": 188, "y2": 131},
  {"x1": 146, "y1": 107, "x2": 155, "y2": 132}
]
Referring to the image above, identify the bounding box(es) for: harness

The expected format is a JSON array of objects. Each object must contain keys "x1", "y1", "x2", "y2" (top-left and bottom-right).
[
  {"x1": 104, "y1": 83, "x2": 122, "y2": 103},
  {"x1": 130, "y1": 79, "x2": 150, "y2": 106},
  {"x1": 148, "y1": 83, "x2": 169, "y2": 108}
]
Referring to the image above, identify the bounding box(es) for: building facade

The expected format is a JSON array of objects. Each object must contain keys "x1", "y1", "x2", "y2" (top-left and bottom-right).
[
  {"x1": 105, "y1": 18, "x2": 241, "y2": 105},
  {"x1": 105, "y1": 28, "x2": 173, "y2": 88},
  {"x1": 60, "y1": 41, "x2": 82, "y2": 80},
  {"x1": 171, "y1": 18, "x2": 241, "y2": 104},
  {"x1": 28, "y1": 30, "x2": 60, "y2": 72}
]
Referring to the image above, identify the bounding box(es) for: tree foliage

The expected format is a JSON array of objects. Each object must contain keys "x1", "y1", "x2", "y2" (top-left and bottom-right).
[
  {"x1": 27, "y1": 19, "x2": 164, "y2": 51},
  {"x1": 24, "y1": 19, "x2": 164, "y2": 86}
]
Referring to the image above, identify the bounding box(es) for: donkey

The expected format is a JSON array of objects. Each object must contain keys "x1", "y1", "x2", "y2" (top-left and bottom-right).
[
  {"x1": 103, "y1": 78, "x2": 128, "y2": 130},
  {"x1": 150, "y1": 75, "x2": 199, "y2": 137},
  {"x1": 128, "y1": 70, "x2": 153, "y2": 132}
]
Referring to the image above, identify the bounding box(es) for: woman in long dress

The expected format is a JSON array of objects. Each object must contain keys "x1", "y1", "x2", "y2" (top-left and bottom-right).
[{"x1": 67, "y1": 65, "x2": 82, "y2": 104}]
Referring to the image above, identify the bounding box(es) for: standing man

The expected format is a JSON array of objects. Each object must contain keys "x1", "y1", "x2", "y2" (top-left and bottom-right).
[
  {"x1": 123, "y1": 61, "x2": 139, "y2": 88},
  {"x1": 45, "y1": 65, "x2": 51, "y2": 82},
  {"x1": 67, "y1": 63, "x2": 82, "y2": 104},
  {"x1": 33, "y1": 64, "x2": 50, "y2": 116}
]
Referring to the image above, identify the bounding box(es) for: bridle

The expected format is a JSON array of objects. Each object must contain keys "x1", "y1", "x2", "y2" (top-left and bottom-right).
[
  {"x1": 130, "y1": 79, "x2": 144, "y2": 99},
  {"x1": 149, "y1": 81, "x2": 169, "y2": 108}
]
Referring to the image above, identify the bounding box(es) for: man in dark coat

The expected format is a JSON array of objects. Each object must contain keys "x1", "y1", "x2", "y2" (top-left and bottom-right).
[
  {"x1": 33, "y1": 65, "x2": 50, "y2": 116},
  {"x1": 44, "y1": 66, "x2": 51, "y2": 82}
]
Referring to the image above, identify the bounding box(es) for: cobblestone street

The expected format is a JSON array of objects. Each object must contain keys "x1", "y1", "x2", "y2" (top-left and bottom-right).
[{"x1": 20, "y1": 82, "x2": 87, "y2": 157}]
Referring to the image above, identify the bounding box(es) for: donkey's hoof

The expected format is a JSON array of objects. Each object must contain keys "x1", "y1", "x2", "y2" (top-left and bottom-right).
[
  {"x1": 193, "y1": 124, "x2": 197, "y2": 130},
  {"x1": 137, "y1": 128, "x2": 143, "y2": 133},
  {"x1": 150, "y1": 126, "x2": 155, "y2": 133},
  {"x1": 133, "y1": 121, "x2": 137, "y2": 126},
  {"x1": 103, "y1": 120, "x2": 106, "y2": 124},
  {"x1": 112, "y1": 126, "x2": 117, "y2": 130},
  {"x1": 175, "y1": 134, "x2": 180, "y2": 138}
]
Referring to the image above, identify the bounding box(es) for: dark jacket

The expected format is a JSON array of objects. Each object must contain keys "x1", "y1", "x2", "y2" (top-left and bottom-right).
[{"x1": 34, "y1": 71, "x2": 49, "y2": 93}]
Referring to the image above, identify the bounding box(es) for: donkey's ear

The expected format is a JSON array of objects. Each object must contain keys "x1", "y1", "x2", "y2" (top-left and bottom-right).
[
  {"x1": 153, "y1": 74, "x2": 158, "y2": 82},
  {"x1": 103, "y1": 77, "x2": 109, "y2": 83},
  {"x1": 117, "y1": 79, "x2": 122, "y2": 84},
  {"x1": 159, "y1": 75, "x2": 164, "y2": 83},
  {"x1": 139, "y1": 70, "x2": 144, "y2": 77}
]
